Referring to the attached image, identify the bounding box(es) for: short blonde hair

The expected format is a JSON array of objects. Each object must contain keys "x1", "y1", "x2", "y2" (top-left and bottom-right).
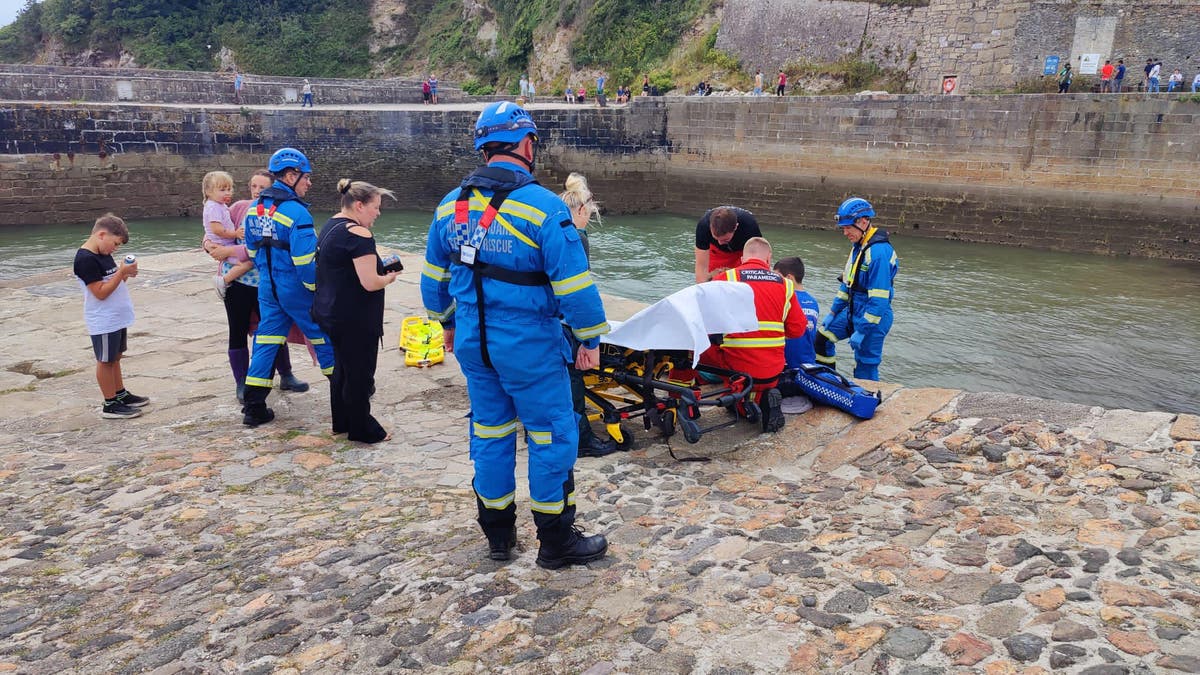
[
  {"x1": 559, "y1": 172, "x2": 600, "y2": 226},
  {"x1": 202, "y1": 171, "x2": 234, "y2": 200},
  {"x1": 743, "y1": 236, "x2": 772, "y2": 262},
  {"x1": 336, "y1": 179, "x2": 396, "y2": 210}
]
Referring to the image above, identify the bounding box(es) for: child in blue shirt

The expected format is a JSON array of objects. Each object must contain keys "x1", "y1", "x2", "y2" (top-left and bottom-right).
[{"x1": 774, "y1": 256, "x2": 820, "y2": 368}]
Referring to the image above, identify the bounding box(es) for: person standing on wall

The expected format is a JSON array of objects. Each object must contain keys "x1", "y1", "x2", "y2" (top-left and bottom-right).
[
  {"x1": 694, "y1": 206, "x2": 762, "y2": 283},
  {"x1": 234, "y1": 70, "x2": 244, "y2": 103},
  {"x1": 1057, "y1": 63, "x2": 1073, "y2": 93},
  {"x1": 301, "y1": 79, "x2": 313, "y2": 107},
  {"x1": 312, "y1": 180, "x2": 401, "y2": 444},
  {"x1": 813, "y1": 197, "x2": 899, "y2": 382},
  {"x1": 519, "y1": 73, "x2": 529, "y2": 101},
  {"x1": 1114, "y1": 59, "x2": 1126, "y2": 93},
  {"x1": 776, "y1": 69, "x2": 787, "y2": 96},
  {"x1": 421, "y1": 101, "x2": 611, "y2": 569},
  {"x1": 1148, "y1": 60, "x2": 1162, "y2": 93},
  {"x1": 1099, "y1": 60, "x2": 1114, "y2": 93},
  {"x1": 240, "y1": 148, "x2": 336, "y2": 426},
  {"x1": 754, "y1": 69, "x2": 764, "y2": 95},
  {"x1": 429, "y1": 74, "x2": 439, "y2": 104}
]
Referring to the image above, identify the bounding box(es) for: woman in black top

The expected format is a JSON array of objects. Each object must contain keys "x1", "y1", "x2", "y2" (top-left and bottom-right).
[{"x1": 313, "y1": 179, "x2": 400, "y2": 443}]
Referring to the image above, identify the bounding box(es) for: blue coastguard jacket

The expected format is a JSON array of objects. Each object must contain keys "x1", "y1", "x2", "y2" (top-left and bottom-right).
[
  {"x1": 421, "y1": 162, "x2": 609, "y2": 347},
  {"x1": 242, "y1": 182, "x2": 318, "y2": 294},
  {"x1": 827, "y1": 227, "x2": 897, "y2": 338}
]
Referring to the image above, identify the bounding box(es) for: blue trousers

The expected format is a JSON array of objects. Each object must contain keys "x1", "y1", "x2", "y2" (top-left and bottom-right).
[
  {"x1": 245, "y1": 284, "x2": 334, "y2": 389},
  {"x1": 456, "y1": 313, "x2": 578, "y2": 531},
  {"x1": 813, "y1": 308, "x2": 893, "y2": 381}
]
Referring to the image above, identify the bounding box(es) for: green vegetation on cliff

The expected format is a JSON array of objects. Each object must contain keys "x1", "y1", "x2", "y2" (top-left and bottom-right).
[{"x1": 0, "y1": 0, "x2": 372, "y2": 77}]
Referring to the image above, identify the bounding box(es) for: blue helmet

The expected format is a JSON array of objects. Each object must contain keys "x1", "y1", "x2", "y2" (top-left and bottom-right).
[
  {"x1": 268, "y1": 147, "x2": 312, "y2": 174},
  {"x1": 473, "y1": 101, "x2": 538, "y2": 151},
  {"x1": 836, "y1": 197, "x2": 875, "y2": 227}
]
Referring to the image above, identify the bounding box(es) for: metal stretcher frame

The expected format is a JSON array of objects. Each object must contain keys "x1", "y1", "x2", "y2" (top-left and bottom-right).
[{"x1": 582, "y1": 344, "x2": 758, "y2": 459}]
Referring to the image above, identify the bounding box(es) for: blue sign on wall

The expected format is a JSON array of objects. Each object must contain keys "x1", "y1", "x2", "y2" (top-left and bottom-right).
[{"x1": 1044, "y1": 56, "x2": 1061, "y2": 76}]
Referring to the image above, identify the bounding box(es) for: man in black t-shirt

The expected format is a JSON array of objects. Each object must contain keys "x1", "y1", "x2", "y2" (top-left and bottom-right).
[{"x1": 694, "y1": 206, "x2": 762, "y2": 283}]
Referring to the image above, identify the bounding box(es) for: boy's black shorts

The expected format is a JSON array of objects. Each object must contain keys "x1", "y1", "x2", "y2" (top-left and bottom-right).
[{"x1": 91, "y1": 328, "x2": 127, "y2": 363}]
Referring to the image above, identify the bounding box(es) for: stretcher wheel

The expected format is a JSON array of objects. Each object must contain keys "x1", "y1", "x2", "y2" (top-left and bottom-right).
[
  {"x1": 680, "y1": 418, "x2": 702, "y2": 444},
  {"x1": 657, "y1": 409, "x2": 677, "y2": 438}
]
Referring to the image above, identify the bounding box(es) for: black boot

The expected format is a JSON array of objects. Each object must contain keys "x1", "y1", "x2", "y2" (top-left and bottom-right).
[
  {"x1": 241, "y1": 384, "x2": 275, "y2": 427},
  {"x1": 536, "y1": 524, "x2": 608, "y2": 570},
  {"x1": 486, "y1": 525, "x2": 517, "y2": 561},
  {"x1": 578, "y1": 435, "x2": 618, "y2": 458},
  {"x1": 477, "y1": 496, "x2": 517, "y2": 562},
  {"x1": 762, "y1": 387, "x2": 785, "y2": 432}
]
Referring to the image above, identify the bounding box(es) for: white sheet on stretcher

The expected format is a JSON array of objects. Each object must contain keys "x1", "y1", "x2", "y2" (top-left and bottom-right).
[{"x1": 600, "y1": 282, "x2": 760, "y2": 367}]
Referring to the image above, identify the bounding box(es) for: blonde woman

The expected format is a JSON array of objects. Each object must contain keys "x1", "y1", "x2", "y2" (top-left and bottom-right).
[
  {"x1": 558, "y1": 172, "x2": 617, "y2": 457},
  {"x1": 312, "y1": 179, "x2": 400, "y2": 443}
]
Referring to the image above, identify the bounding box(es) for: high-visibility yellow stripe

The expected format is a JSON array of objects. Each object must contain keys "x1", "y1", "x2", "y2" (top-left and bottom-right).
[
  {"x1": 867, "y1": 289, "x2": 890, "y2": 299},
  {"x1": 836, "y1": 290, "x2": 850, "y2": 301},
  {"x1": 499, "y1": 199, "x2": 547, "y2": 225},
  {"x1": 474, "y1": 419, "x2": 518, "y2": 439},
  {"x1": 758, "y1": 321, "x2": 784, "y2": 332},
  {"x1": 527, "y1": 430, "x2": 552, "y2": 445},
  {"x1": 245, "y1": 376, "x2": 273, "y2": 387},
  {"x1": 321, "y1": 366, "x2": 334, "y2": 375},
  {"x1": 572, "y1": 321, "x2": 610, "y2": 340},
  {"x1": 272, "y1": 211, "x2": 294, "y2": 227},
  {"x1": 427, "y1": 300, "x2": 456, "y2": 322},
  {"x1": 246, "y1": 246, "x2": 258, "y2": 256},
  {"x1": 439, "y1": 193, "x2": 550, "y2": 228},
  {"x1": 782, "y1": 278, "x2": 795, "y2": 320},
  {"x1": 552, "y1": 271, "x2": 594, "y2": 296},
  {"x1": 292, "y1": 252, "x2": 315, "y2": 265},
  {"x1": 863, "y1": 313, "x2": 882, "y2": 324},
  {"x1": 530, "y1": 497, "x2": 565, "y2": 514},
  {"x1": 566, "y1": 491, "x2": 577, "y2": 506},
  {"x1": 479, "y1": 491, "x2": 515, "y2": 510},
  {"x1": 309, "y1": 337, "x2": 326, "y2": 345},
  {"x1": 818, "y1": 327, "x2": 839, "y2": 342},
  {"x1": 723, "y1": 337, "x2": 786, "y2": 348},
  {"x1": 255, "y1": 335, "x2": 286, "y2": 344},
  {"x1": 423, "y1": 261, "x2": 450, "y2": 282},
  {"x1": 496, "y1": 215, "x2": 539, "y2": 249}
]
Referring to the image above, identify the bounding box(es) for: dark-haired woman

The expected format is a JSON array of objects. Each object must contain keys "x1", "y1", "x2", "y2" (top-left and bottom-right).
[{"x1": 313, "y1": 179, "x2": 400, "y2": 443}]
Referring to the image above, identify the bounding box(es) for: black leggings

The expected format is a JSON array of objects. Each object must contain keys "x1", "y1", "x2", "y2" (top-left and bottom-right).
[{"x1": 224, "y1": 281, "x2": 257, "y2": 350}]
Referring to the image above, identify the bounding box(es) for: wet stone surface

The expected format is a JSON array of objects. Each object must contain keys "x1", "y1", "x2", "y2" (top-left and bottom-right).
[{"x1": 1, "y1": 254, "x2": 1199, "y2": 673}]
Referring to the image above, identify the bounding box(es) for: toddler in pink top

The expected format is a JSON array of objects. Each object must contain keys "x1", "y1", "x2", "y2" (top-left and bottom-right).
[{"x1": 203, "y1": 171, "x2": 253, "y2": 298}]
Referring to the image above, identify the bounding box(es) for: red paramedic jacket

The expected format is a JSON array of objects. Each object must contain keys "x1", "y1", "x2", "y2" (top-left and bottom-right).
[{"x1": 702, "y1": 259, "x2": 807, "y2": 382}]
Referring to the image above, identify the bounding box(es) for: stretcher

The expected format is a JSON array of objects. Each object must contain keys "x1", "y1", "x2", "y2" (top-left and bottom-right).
[
  {"x1": 579, "y1": 282, "x2": 764, "y2": 458},
  {"x1": 581, "y1": 344, "x2": 758, "y2": 456}
]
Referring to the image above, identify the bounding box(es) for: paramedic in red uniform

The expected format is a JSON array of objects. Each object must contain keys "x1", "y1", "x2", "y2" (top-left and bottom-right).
[
  {"x1": 701, "y1": 237, "x2": 805, "y2": 431},
  {"x1": 693, "y1": 206, "x2": 762, "y2": 283}
]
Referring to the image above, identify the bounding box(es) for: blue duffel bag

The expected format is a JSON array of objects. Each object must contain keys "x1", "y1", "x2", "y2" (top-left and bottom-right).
[{"x1": 780, "y1": 364, "x2": 882, "y2": 419}]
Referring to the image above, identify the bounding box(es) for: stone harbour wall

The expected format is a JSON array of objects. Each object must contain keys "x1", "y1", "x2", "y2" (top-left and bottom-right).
[
  {"x1": 718, "y1": 0, "x2": 1200, "y2": 94},
  {"x1": 0, "y1": 64, "x2": 461, "y2": 106},
  {"x1": 0, "y1": 103, "x2": 663, "y2": 225},
  {"x1": 1, "y1": 95, "x2": 1198, "y2": 259}
]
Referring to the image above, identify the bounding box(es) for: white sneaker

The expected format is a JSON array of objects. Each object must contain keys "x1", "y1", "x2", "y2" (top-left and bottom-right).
[{"x1": 212, "y1": 275, "x2": 228, "y2": 300}]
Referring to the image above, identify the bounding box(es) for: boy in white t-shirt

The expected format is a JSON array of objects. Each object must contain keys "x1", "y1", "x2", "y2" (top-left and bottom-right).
[{"x1": 72, "y1": 213, "x2": 150, "y2": 419}]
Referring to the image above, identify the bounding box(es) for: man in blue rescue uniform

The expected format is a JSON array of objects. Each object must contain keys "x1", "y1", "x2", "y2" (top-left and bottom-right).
[
  {"x1": 813, "y1": 197, "x2": 898, "y2": 382},
  {"x1": 241, "y1": 148, "x2": 335, "y2": 426},
  {"x1": 421, "y1": 102, "x2": 611, "y2": 569}
]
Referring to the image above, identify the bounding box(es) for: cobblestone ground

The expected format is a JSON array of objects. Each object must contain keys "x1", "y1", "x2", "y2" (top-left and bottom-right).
[{"x1": 1, "y1": 253, "x2": 1198, "y2": 674}]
